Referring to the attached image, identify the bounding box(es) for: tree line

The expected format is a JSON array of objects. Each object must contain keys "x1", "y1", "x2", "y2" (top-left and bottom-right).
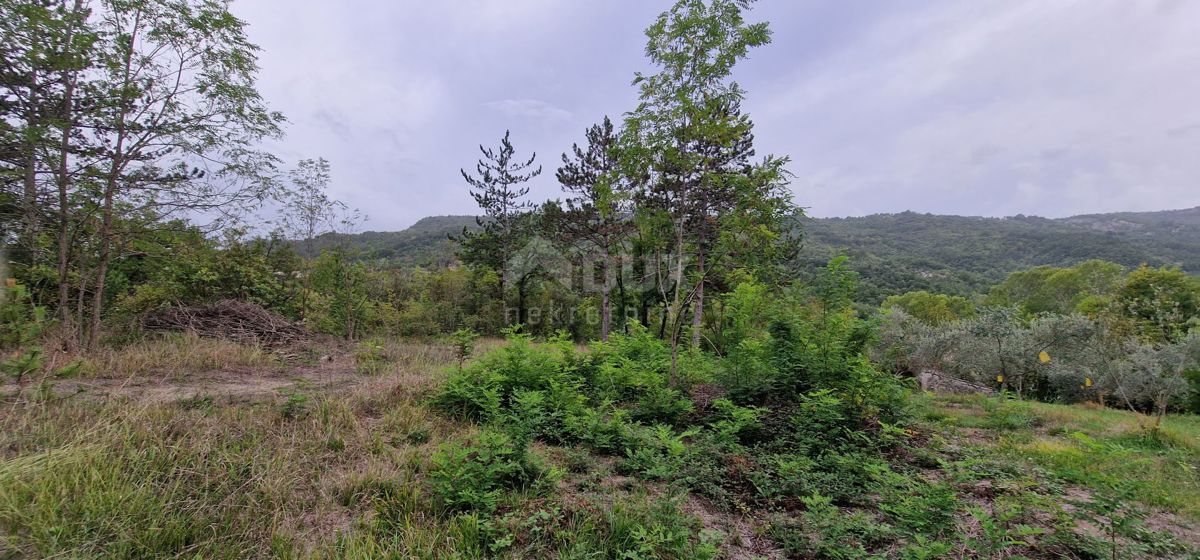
[
  {"x1": 455, "y1": 0, "x2": 799, "y2": 381},
  {"x1": 1, "y1": 0, "x2": 286, "y2": 349}
]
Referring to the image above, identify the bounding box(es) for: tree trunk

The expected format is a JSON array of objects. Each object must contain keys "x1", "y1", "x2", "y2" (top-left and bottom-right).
[
  {"x1": 21, "y1": 68, "x2": 40, "y2": 265},
  {"x1": 600, "y1": 256, "x2": 611, "y2": 341},
  {"x1": 88, "y1": 178, "x2": 117, "y2": 349},
  {"x1": 517, "y1": 275, "x2": 528, "y2": 327},
  {"x1": 55, "y1": 0, "x2": 84, "y2": 344},
  {"x1": 657, "y1": 299, "x2": 668, "y2": 340},
  {"x1": 89, "y1": 9, "x2": 138, "y2": 349},
  {"x1": 667, "y1": 208, "x2": 686, "y2": 386},
  {"x1": 75, "y1": 264, "x2": 88, "y2": 346},
  {"x1": 616, "y1": 263, "x2": 628, "y2": 334},
  {"x1": 691, "y1": 251, "x2": 705, "y2": 349}
]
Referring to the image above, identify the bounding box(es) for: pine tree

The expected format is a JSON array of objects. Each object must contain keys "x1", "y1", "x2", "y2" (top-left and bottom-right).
[
  {"x1": 459, "y1": 129, "x2": 542, "y2": 326},
  {"x1": 555, "y1": 116, "x2": 632, "y2": 340}
]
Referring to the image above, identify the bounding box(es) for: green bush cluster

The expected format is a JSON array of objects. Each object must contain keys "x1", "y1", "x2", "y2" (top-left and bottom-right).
[
  {"x1": 427, "y1": 429, "x2": 551, "y2": 514},
  {"x1": 432, "y1": 269, "x2": 919, "y2": 543}
]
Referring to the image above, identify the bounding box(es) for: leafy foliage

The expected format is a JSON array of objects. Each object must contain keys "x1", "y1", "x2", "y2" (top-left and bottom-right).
[{"x1": 427, "y1": 429, "x2": 549, "y2": 513}]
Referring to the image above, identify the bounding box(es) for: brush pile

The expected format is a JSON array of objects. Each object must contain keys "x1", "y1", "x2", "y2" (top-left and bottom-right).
[{"x1": 142, "y1": 300, "x2": 306, "y2": 346}]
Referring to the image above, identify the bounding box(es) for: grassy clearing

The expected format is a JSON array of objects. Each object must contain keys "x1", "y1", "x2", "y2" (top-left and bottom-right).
[
  {"x1": 926, "y1": 393, "x2": 1200, "y2": 522},
  {"x1": 0, "y1": 336, "x2": 714, "y2": 559},
  {"x1": 0, "y1": 368, "x2": 465, "y2": 558},
  {"x1": 1, "y1": 337, "x2": 1197, "y2": 559}
]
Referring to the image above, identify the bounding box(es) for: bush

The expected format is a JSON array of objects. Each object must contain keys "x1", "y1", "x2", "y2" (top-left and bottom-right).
[
  {"x1": 631, "y1": 384, "x2": 694, "y2": 424},
  {"x1": 565, "y1": 404, "x2": 639, "y2": 454},
  {"x1": 434, "y1": 366, "x2": 503, "y2": 421},
  {"x1": 770, "y1": 493, "x2": 894, "y2": 559},
  {"x1": 427, "y1": 429, "x2": 547, "y2": 513},
  {"x1": 620, "y1": 425, "x2": 698, "y2": 480},
  {"x1": 1, "y1": 282, "x2": 47, "y2": 384},
  {"x1": 707, "y1": 398, "x2": 765, "y2": 446}
]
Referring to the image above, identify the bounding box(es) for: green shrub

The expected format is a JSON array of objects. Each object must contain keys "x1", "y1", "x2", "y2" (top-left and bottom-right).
[
  {"x1": 748, "y1": 453, "x2": 820, "y2": 502},
  {"x1": 980, "y1": 398, "x2": 1042, "y2": 430},
  {"x1": 449, "y1": 328, "x2": 479, "y2": 368},
  {"x1": 427, "y1": 429, "x2": 546, "y2": 513},
  {"x1": 620, "y1": 425, "x2": 698, "y2": 480},
  {"x1": 0, "y1": 282, "x2": 47, "y2": 384},
  {"x1": 1186, "y1": 368, "x2": 1200, "y2": 414},
  {"x1": 565, "y1": 404, "x2": 639, "y2": 454},
  {"x1": 707, "y1": 398, "x2": 765, "y2": 446},
  {"x1": 603, "y1": 494, "x2": 717, "y2": 560},
  {"x1": 718, "y1": 337, "x2": 775, "y2": 402},
  {"x1": 875, "y1": 476, "x2": 960, "y2": 537},
  {"x1": 631, "y1": 384, "x2": 694, "y2": 424},
  {"x1": 353, "y1": 339, "x2": 393, "y2": 375},
  {"x1": 278, "y1": 389, "x2": 310, "y2": 420},
  {"x1": 770, "y1": 493, "x2": 894, "y2": 559},
  {"x1": 433, "y1": 366, "x2": 503, "y2": 421}
]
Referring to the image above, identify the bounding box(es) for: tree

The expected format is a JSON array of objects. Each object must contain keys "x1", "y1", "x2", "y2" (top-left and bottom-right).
[
  {"x1": 624, "y1": 0, "x2": 786, "y2": 380},
  {"x1": 1103, "y1": 335, "x2": 1197, "y2": 430},
  {"x1": 1114, "y1": 265, "x2": 1200, "y2": 344},
  {"x1": 555, "y1": 116, "x2": 632, "y2": 341},
  {"x1": 986, "y1": 260, "x2": 1125, "y2": 316},
  {"x1": 459, "y1": 130, "x2": 541, "y2": 326},
  {"x1": 275, "y1": 157, "x2": 361, "y2": 322},
  {"x1": 0, "y1": 0, "x2": 58, "y2": 266},
  {"x1": 309, "y1": 248, "x2": 368, "y2": 340},
  {"x1": 79, "y1": 0, "x2": 285, "y2": 347},
  {"x1": 280, "y1": 157, "x2": 359, "y2": 253},
  {"x1": 0, "y1": 0, "x2": 94, "y2": 342},
  {"x1": 882, "y1": 290, "x2": 974, "y2": 326}
]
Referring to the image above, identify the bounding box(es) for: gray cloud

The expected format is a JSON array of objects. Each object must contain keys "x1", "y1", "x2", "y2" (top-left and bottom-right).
[
  {"x1": 484, "y1": 99, "x2": 573, "y2": 122},
  {"x1": 236, "y1": 0, "x2": 1200, "y2": 229}
]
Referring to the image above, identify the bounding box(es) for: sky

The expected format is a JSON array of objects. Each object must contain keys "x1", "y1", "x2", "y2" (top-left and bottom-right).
[{"x1": 235, "y1": 0, "x2": 1200, "y2": 231}]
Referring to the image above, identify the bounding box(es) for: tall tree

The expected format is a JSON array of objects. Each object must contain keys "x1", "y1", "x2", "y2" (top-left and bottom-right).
[
  {"x1": 82, "y1": 0, "x2": 284, "y2": 347},
  {"x1": 555, "y1": 116, "x2": 631, "y2": 341},
  {"x1": 276, "y1": 156, "x2": 360, "y2": 322},
  {"x1": 625, "y1": 0, "x2": 787, "y2": 380},
  {"x1": 280, "y1": 157, "x2": 355, "y2": 253},
  {"x1": 2, "y1": 0, "x2": 97, "y2": 346},
  {"x1": 0, "y1": 0, "x2": 87, "y2": 271},
  {"x1": 459, "y1": 129, "x2": 541, "y2": 326},
  {"x1": 49, "y1": 0, "x2": 92, "y2": 341}
]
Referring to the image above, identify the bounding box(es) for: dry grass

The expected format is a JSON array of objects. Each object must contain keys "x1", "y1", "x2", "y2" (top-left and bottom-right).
[
  {"x1": 0, "y1": 354, "x2": 460, "y2": 558},
  {"x1": 63, "y1": 333, "x2": 280, "y2": 379}
]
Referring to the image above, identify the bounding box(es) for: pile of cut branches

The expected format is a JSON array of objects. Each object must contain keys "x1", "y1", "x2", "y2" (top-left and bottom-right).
[{"x1": 142, "y1": 300, "x2": 306, "y2": 346}]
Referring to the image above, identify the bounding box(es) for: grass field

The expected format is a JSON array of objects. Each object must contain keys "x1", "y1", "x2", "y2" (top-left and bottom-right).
[{"x1": 0, "y1": 337, "x2": 1196, "y2": 559}]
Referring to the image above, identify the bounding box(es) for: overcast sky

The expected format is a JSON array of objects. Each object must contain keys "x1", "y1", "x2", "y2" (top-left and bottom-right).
[{"x1": 235, "y1": 0, "x2": 1200, "y2": 231}]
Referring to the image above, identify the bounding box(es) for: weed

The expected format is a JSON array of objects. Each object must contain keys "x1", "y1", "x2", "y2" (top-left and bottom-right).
[
  {"x1": 427, "y1": 429, "x2": 547, "y2": 513},
  {"x1": 770, "y1": 493, "x2": 894, "y2": 559},
  {"x1": 177, "y1": 393, "x2": 215, "y2": 411},
  {"x1": 279, "y1": 388, "x2": 311, "y2": 420}
]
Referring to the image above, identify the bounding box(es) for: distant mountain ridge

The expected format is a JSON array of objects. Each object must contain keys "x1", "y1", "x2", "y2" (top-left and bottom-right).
[
  {"x1": 796, "y1": 208, "x2": 1200, "y2": 302},
  {"x1": 309, "y1": 207, "x2": 1200, "y2": 303}
]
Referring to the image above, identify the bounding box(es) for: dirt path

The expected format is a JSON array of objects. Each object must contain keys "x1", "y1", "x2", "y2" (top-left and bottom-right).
[{"x1": 0, "y1": 356, "x2": 365, "y2": 404}]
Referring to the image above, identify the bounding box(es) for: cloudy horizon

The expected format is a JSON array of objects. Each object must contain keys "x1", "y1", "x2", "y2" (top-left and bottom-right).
[{"x1": 236, "y1": 0, "x2": 1200, "y2": 231}]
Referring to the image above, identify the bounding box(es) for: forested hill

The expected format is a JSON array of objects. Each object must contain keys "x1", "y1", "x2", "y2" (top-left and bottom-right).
[
  {"x1": 304, "y1": 215, "x2": 475, "y2": 269},
  {"x1": 311, "y1": 207, "x2": 1200, "y2": 302},
  {"x1": 797, "y1": 208, "x2": 1200, "y2": 302}
]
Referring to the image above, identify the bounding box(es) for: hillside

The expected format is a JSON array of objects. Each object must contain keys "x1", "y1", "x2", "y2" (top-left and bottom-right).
[
  {"x1": 798, "y1": 209, "x2": 1200, "y2": 302},
  {"x1": 302, "y1": 215, "x2": 479, "y2": 268},
  {"x1": 318, "y1": 207, "x2": 1200, "y2": 302}
]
